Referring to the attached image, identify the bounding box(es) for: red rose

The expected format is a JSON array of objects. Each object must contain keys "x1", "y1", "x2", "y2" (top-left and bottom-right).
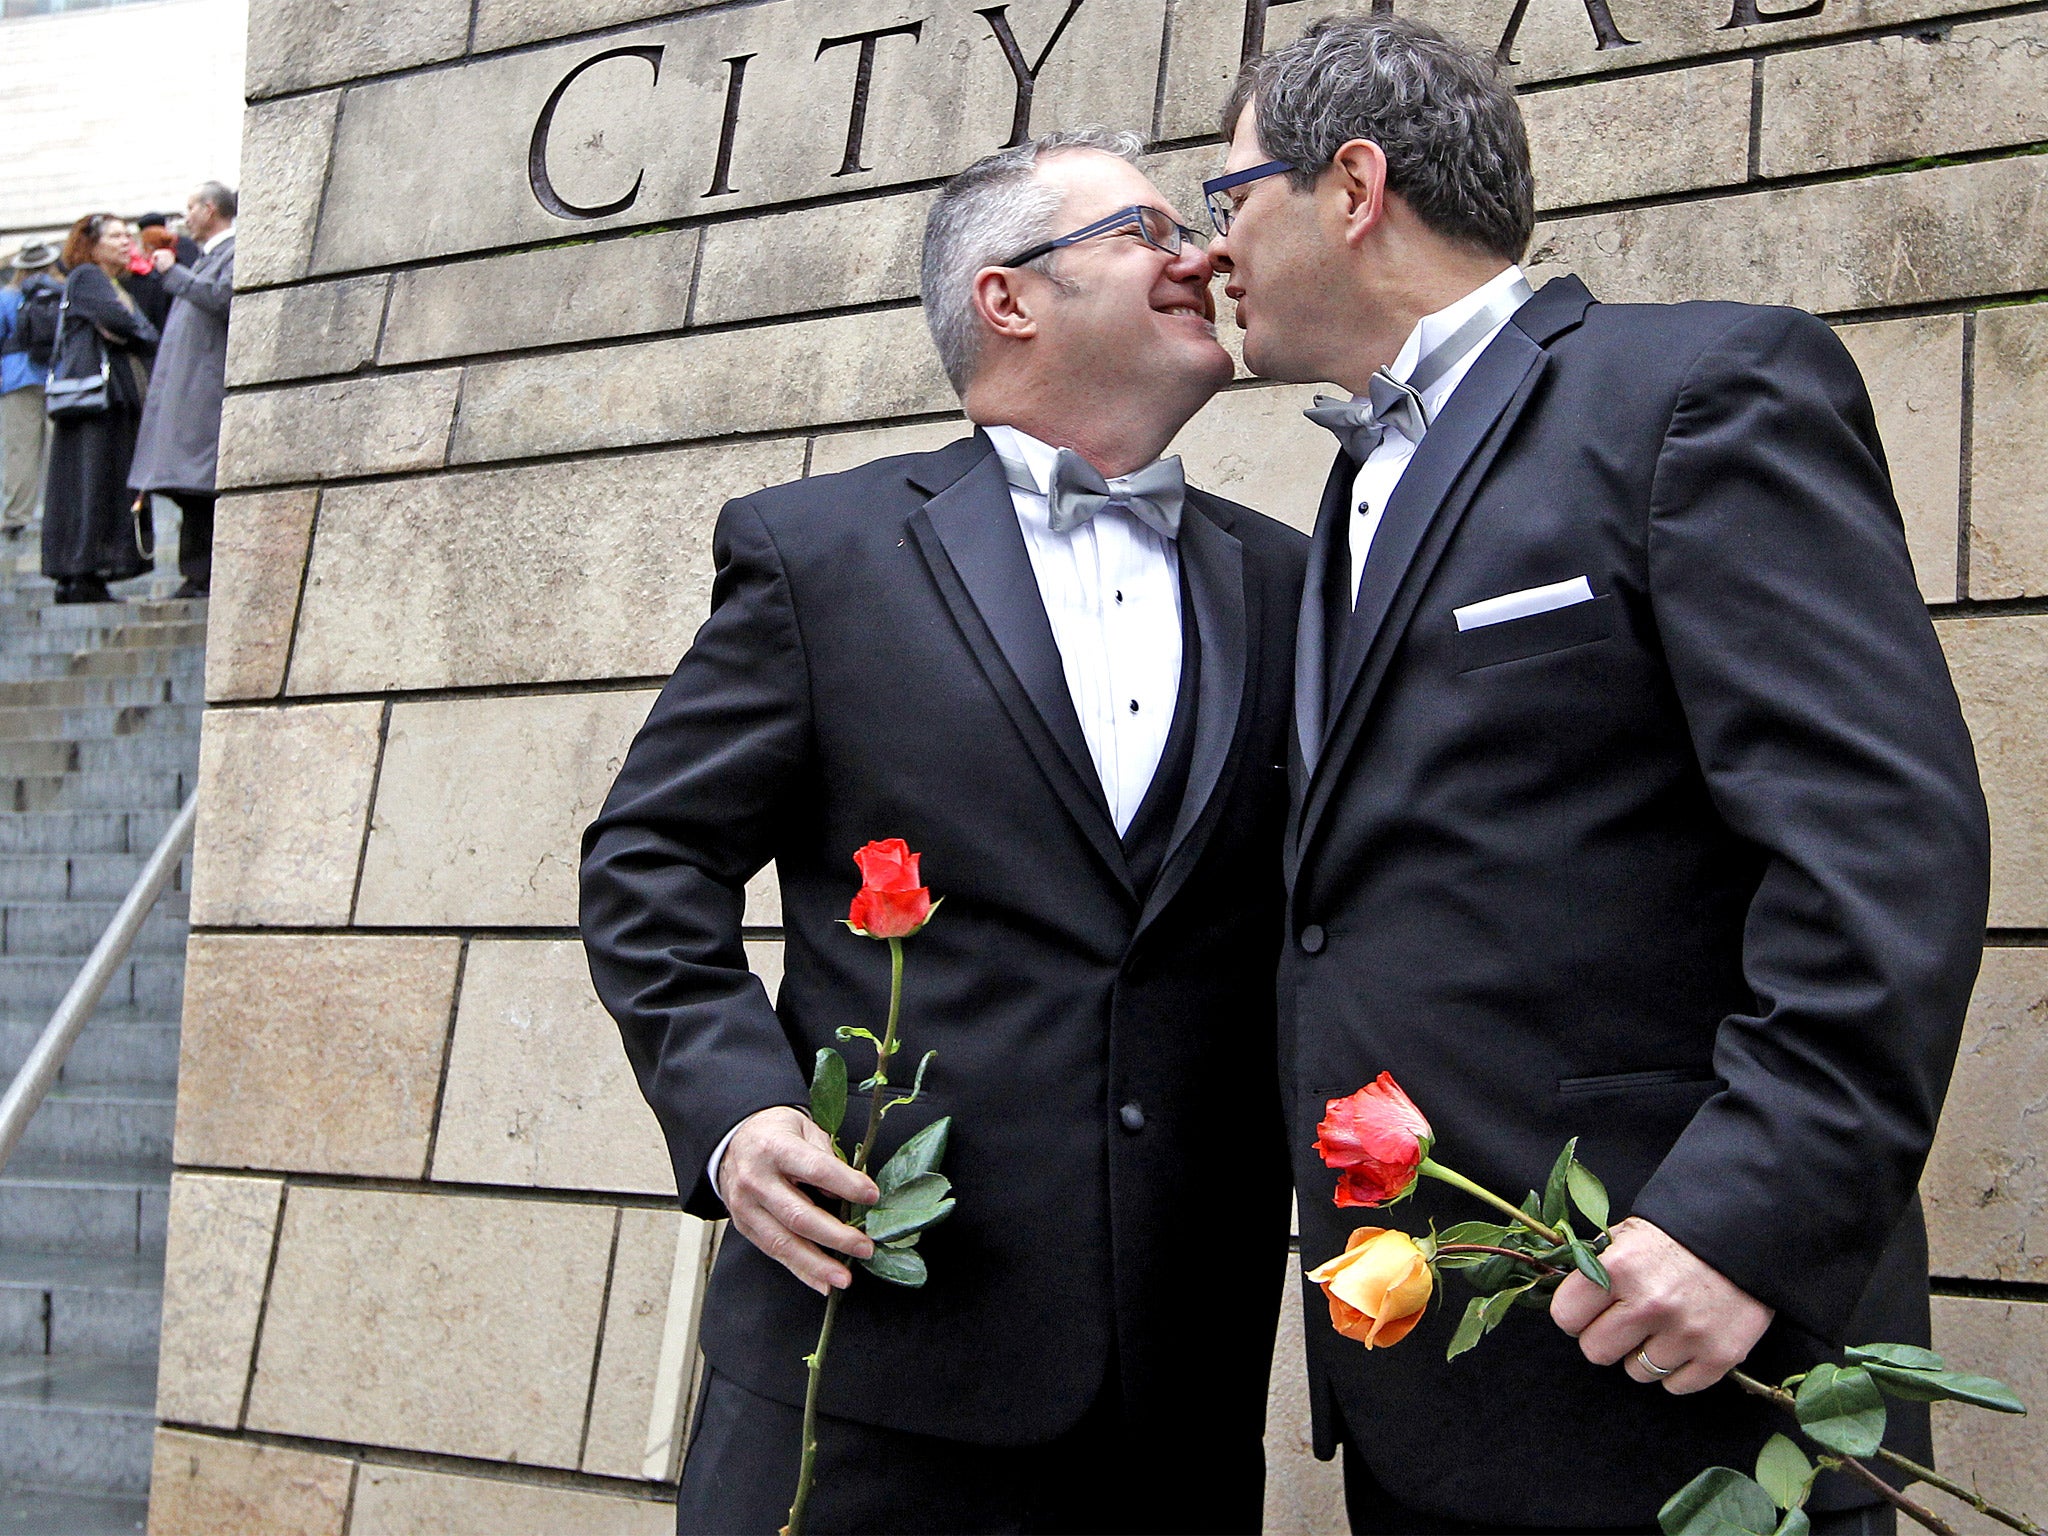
[
  {"x1": 1315, "y1": 1072, "x2": 1434, "y2": 1208},
  {"x1": 847, "y1": 839, "x2": 935, "y2": 939}
]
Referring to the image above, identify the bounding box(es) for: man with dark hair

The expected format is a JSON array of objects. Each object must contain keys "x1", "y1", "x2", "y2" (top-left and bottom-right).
[
  {"x1": 1205, "y1": 16, "x2": 1987, "y2": 1534},
  {"x1": 582, "y1": 129, "x2": 1306, "y2": 1534}
]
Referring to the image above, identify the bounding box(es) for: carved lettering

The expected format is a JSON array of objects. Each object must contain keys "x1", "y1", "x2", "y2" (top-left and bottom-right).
[
  {"x1": 704, "y1": 53, "x2": 755, "y2": 197},
  {"x1": 1495, "y1": 0, "x2": 1637, "y2": 65},
  {"x1": 816, "y1": 22, "x2": 926, "y2": 177},
  {"x1": 1719, "y1": 0, "x2": 1825, "y2": 27},
  {"x1": 979, "y1": 0, "x2": 1087, "y2": 149},
  {"x1": 527, "y1": 45, "x2": 664, "y2": 220}
]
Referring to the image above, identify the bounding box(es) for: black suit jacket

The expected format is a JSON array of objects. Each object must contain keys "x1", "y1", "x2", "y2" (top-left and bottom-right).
[
  {"x1": 582, "y1": 431, "x2": 1306, "y2": 1451},
  {"x1": 1283, "y1": 276, "x2": 1988, "y2": 1525}
]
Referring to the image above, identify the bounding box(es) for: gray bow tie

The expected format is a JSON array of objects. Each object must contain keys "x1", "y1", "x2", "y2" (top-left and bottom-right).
[{"x1": 999, "y1": 447, "x2": 1185, "y2": 540}]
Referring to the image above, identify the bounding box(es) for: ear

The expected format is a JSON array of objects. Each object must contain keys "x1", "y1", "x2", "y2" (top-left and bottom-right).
[
  {"x1": 1327, "y1": 139, "x2": 1389, "y2": 249},
  {"x1": 969, "y1": 265, "x2": 1042, "y2": 343}
]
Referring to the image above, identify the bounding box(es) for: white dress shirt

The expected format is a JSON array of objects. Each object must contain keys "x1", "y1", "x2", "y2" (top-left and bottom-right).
[
  {"x1": 201, "y1": 226, "x2": 233, "y2": 255},
  {"x1": 1348, "y1": 264, "x2": 1530, "y2": 602}
]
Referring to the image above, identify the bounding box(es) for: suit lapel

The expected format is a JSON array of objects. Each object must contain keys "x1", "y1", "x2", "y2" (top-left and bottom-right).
[
  {"x1": 906, "y1": 436, "x2": 1133, "y2": 895},
  {"x1": 1136, "y1": 493, "x2": 1250, "y2": 936},
  {"x1": 1293, "y1": 454, "x2": 1354, "y2": 782}
]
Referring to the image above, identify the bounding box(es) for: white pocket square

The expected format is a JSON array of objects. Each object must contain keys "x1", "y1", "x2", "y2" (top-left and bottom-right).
[{"x1": 1453, "y1": 577, "x2": 1595, "y2": 632}]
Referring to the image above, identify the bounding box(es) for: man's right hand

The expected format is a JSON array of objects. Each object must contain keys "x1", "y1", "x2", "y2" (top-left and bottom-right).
[{"x1": 717, "y1": 1106, "x2": 878, "y2": 1295}]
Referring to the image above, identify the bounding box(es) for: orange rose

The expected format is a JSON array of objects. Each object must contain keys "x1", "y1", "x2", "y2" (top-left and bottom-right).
[{"x1": 1306, "y1": 1227, "x2": 1433, "y2": 1349}]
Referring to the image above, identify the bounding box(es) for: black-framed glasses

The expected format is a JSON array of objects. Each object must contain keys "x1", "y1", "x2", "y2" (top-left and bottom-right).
[
  {"x1": 998, "y1": 204, "x2": 1207, "y2": 270},
  {"x1": 1201, "y1": 159, "x2": 1296, "y2": 235}
]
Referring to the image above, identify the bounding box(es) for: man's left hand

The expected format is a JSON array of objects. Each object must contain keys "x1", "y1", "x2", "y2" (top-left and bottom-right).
[{"x1": 1550, "y1": 1216, "x2": 1774, "y2": 1394}]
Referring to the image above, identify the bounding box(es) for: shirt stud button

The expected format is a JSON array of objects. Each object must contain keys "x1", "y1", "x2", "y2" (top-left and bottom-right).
[
  {"x1": 1128, "y1": 700, "x2": 1140, "y2": 714},
  {"x1": 1114, "y1": 589, "x2": 1124, "y2": 603}
]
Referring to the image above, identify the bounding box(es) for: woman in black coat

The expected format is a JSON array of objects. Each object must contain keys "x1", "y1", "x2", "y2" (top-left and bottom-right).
[{"x1": 42, "y1": 214, "x2": 158, "y2": 603}]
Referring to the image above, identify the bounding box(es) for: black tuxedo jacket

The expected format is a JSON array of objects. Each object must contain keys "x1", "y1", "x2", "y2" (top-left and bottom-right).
[
  {"x1": 581, "y1": 431, "x2": 1306, "y2": 1452},
  {"x1": 1283, "y1": 276, "x2": 1989, "y2": 1526}
]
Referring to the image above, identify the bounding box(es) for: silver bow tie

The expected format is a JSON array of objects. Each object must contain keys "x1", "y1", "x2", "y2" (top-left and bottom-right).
[{"x1": 1000, "y1": 447, "x2": 1186, "y2": 540}]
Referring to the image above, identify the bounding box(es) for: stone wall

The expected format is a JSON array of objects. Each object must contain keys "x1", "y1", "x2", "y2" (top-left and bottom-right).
[{"x1": 155, "y1": 0, "x2": 2048, "y2": 1529}]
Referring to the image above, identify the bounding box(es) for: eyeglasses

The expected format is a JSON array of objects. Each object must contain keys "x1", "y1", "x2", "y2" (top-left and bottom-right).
[
  {"x1": 1201, "y1": 159, "x2": 1296, "y2": 235},
  {"x1": 998, "y1": 204, "x2": 1208, "y2": 270}
]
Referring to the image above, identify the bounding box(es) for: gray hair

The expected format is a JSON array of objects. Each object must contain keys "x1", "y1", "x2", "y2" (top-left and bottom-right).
[
  {"x1": 194, "y1": 181, "x2": 237, "y2": 221},
  {"x1": 1225, "y1": 16, "x2": 1533, "y2": 263},
  {"x1": 920, "y1": 126, "x2": 1144, "y2": 395}
]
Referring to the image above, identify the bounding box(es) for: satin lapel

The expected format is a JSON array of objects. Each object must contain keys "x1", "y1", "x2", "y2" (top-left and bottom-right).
[
  {"x1": 1136, "y1": 495, "x2": 1248, "y2": 937},
  {"x1": 906, "y1": 448, "x2": 1133, "y2": 894},
  {"x1": 1299, "y1": 328, "x2": 1547, "y2": 853},
  {"x1": 1293, "y1": 452, "x2": 1355, "y2": 781}
]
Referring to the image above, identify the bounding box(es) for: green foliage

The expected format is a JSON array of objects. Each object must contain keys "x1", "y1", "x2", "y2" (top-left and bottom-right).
[
  {"x1": 1565, "y1": 1235, "x2": 1612, "y2": 1290},
  {"x1": 1567, "y1": 1160, "x2": 1611, "y2": 1230},
  {"x1": 1659, "y1": 1467, "x2": 1781, "y2": 1536},
  {"x1": 876, "y1": 1117, "x2": 952, "y2": 1200},
  {"x1": 1753, "y1": 1435, "x2": 1815, "y2": 1513},
  {"x1": 1793, "y1": 1364, "x2": 1887, "y2": 1457},
  {"x1": 809, "y1": 1049, "x2": 847, "y2": 1138},
  {"x1": 861, "y1": 1172, "x2": 955, "y2": 1245},
  {"x1": 859, "y1": 1247, "x2": 928, "y2": 1287},
  {"x1": 1543, "y1": 1139, "x2": 1578, "y2": 1227},
  {"x1": 1445, "y1": 1280, "x2": 1534, "y2": 1360}
]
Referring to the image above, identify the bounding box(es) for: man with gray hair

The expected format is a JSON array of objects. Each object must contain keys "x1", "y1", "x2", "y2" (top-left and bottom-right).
[
  {"x1": 583, "y1": 128, "x2": 1307, "y2": 1532},
  {"x1": 1206, "y1": 16, "x2": 1986, "y2": 1534}
]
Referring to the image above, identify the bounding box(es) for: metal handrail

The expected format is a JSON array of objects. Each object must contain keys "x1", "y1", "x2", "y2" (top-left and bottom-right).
[{"x1": 0, "y1": 793, "x2": 198, "y2": 1174}]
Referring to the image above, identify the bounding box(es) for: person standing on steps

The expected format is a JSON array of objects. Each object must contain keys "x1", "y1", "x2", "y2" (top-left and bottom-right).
[{"x1": 0, "y1": 242, "x2": 61, "y2": 540}]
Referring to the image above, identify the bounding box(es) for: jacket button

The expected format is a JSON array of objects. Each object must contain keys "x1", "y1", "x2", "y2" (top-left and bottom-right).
[
  {"x1": 1119, "y1": 1102, "x2": 1145, "y2": 1133},
  {"x1": 1299, "y1": 924, "x2": 1326, "y2": 954}
]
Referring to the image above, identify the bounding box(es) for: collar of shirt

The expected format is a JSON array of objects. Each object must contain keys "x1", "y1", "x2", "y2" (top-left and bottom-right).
[
  {"x1": 202, "y1": 227, "x2": 233, "y2": 255},
  {"x1": 981, "y1": 422, "x2": 1059, "y2": 511},
  {"x1": 1381, "y1": 263, "x2": 1530, "y2": 432}
]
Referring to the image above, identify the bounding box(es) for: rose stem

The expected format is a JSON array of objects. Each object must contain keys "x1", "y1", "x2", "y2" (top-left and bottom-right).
[
  {"x1": 1436, "y1": 1243, "x2": 1564, "y2": 1276},
  {"x1": 1417, "y1": 1158, "x2": 1566, "y2": 1246},
  {"x1": 1728, "y1": 1371, "x2": 2041, "y2": 1536},
  {"x1": 785, "y1": 937, "x2": 905, "y2": 1536}
]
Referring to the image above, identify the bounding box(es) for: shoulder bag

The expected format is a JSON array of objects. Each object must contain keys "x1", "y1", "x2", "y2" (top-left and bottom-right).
[{"x1": 43, "y1": 288, "x2": 111, "y2": 421}]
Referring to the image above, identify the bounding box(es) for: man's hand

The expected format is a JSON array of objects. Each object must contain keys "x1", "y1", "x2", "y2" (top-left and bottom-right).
[
  {"x1": 718, "y1": 1106, "x2": 878, "y2": 1296},
  {"x1": 150, "y1": 249, "x2": 176, "y2": 274},
  {"x1": 1550, "y1": 1216, "x2": 1774, "y2": 1393}
]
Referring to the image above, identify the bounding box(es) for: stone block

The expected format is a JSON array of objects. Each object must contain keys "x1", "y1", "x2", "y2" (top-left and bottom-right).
[
  {"x1": 224, "y1": 275, "x2": 389, "y2": 387},
  {"x1": 189, "y1": 702, "x2": 385, "y2": 927},
  {"x1": 1968, "y1": 301, "x2": 2048, "y2": 601},
  {"x1": 1834, "y1": 315, "x2": 1963, "y2": 604},
  {"x1": 693, "y1": 191, "x2": 934, "y2": 326},
  {"x1": 155, "y1": 1175, "x2": 284, "y2": 1429},
  {"x1": 245, "y1": 0, "x2": 469, "y2": 99},
  {"x1": 472, "y1": 0, "x2": 723, "y2": 53},
  {"x1": 1527, "y1": 155, "x2": 2048, "y2": 314},
  {"x1": 204, "y1": 490, "x2": 318, "y2": 701},
  {"x1": 453, "y1": 307, "x2": 952, "y2": 465},
  {"x1": 217, "y1": 370, "x2": 462, "y2": 489},
  {"x1": 310, "y1": 0, "x2": 1167, "y2": 274},
  {"x1": 175, "y1": 934, "x2": 462, "y2": 1178},
  {"x1": 348, "y1": 1464, "x2": 673, "y2": 1536},
  {"x1": 147, "y1": 1429, "x2": 353, "y2": 1536},
  {"x1": 1761, "y1": 17, "x2": 2048, "y2": 179},
  {"x1": 1914, "y1": 1295, "x2": 2048, "y2": 1533},
  {"x1": 285, "y1": 440, "x2": 804, "y2": 695},
  {"x1": 379, "y1": 229, "x2": 699, "y2": 365},
  {"x1": 354, "y1": 690, "x2": 657, "y2": 926},
  {"x1": 1924, "y1": 947, "x2": 2048, "y2": 1284},
  {"x1": 244, "y1": 1187, "x2": 616, "y2": 1466},
  {"x1": 807, "y1": 418, "x2": 969, "y2": 478},
  {"x1": 1171, "y1": 383, "x2": 1334, "y2": 534},
  {"x1": 429, "y1": 939, "x2": 673, "y2": 1196},
  {"x1": 1938, "y1": 617, "x2": 2048, "y2": 928},
  {"x1": 1262, "y1": 1266, "x2": 1347, "y2": 1536},
  {"x1": 235, "y1": 91, "x2": 341, "y2": 290},
  {"x1": 582, "y1": 1208, "x2": 716, "y2": 1480},
  {"x1": 1522, "y1": 62, "x2": 1751, "y2": 211}
]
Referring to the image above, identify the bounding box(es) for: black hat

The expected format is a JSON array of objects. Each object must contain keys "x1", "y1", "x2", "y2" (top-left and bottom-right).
[{"x1": 10, "y1": 242, "x2": 58, "y2": 271}]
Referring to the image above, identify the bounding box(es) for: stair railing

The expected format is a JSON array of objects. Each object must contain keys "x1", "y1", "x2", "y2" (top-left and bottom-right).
[{"x1": 0, "y1": 793, "x2": 198, "y2": 1174}]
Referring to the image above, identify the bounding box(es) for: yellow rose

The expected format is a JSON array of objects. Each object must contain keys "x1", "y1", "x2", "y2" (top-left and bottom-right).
[{"x1": 1306, "y1": 1227, "x2": 1433, "y2": 1348}]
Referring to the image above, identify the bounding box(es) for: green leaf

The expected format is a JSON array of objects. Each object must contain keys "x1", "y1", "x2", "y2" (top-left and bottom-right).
[
  {"x1": 1864, "y1": 1365, "x2": 2027, "y2": 1414},
  {"x1": 1479, "y1": 1280, "x2": 1533, "y2": 1333},
  {"x1": 1845, "y1": 1343, "x2": 1944, "y2": 1372},
  {"x1": 1754, "y1": 1434, "x2": 1815, "y2": 1512},
  {"x1": 1446, "y1": 1296, "x2": 1491, "y2": 1361},
  {"x1": 875, "y1": 1117, "x2": 952, "y2": 1199},
  {"x1": 1463, "y1": 1253, "x2": 1519, "y2": 1293},
  {"x1": 882, "y1": 1049, "x2": 939, "y2": 1116},
  {"x1": 833, "y1": 1026, "x2": 882, "y2": 1047},
  {"x1": 808, "y1": 1049, "x2": 847, "y2": 1138},
  {"x1": 859, "y1": 1247, "x2": 927, "y2": 1287},
  {"x1": 1567, "y1": 1160, "x2": 1612, "y2": 1230},
  {"x1": 1773, "y1": 1511, "x2": 1811, "y2": 1536},
  {"x1": 1565, "y1": 1236, "x2": 1611, "y2": 1289},
  {"x1": 1436, "y1": 1220, "x2": 1512, "y2": 1247},
  {"x1": 1794, "y1": 1364, "x2": 1887, "y2": 1457},
  {"x1": 1658, "y1": 1468, "x2": 1781, "y2": 1536},
  {"x1": 1543, "y1": 1139, "x2": 1578, "y2": 1227},
  {"x1": 862, "y1": 1172, "x2": 956, "y2": 1244}
]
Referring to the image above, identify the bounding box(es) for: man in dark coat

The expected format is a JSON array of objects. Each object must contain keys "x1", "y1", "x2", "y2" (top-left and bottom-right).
[
  {"x1": 1203, "y1": 18, "x2": 1989, "y2": 1534},
  {"x1": 129, "y1": 182, "x2": 234, "y2": 598},
  {"x1": 581, "y1": 128, "x2": 1307, "y2": 1534}
]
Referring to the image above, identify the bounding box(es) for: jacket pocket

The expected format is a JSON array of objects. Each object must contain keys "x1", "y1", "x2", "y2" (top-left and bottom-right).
[
  {"x1": 1456, "y1": 593, "x2": 1615, "y2": 673},
  {"x1": 1557, "y1": 1066, "x2": 1723, "y2": 1097}
]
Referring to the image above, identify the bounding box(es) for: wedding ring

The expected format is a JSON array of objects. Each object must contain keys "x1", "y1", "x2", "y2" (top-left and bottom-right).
[{"x1": 1634, "y1": 1347, "x2": 1677, "y2": 1379}]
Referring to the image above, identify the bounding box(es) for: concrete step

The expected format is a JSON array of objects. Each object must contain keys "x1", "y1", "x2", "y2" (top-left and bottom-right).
[
  {"x1": 0, "y1": 956, "x2": 183, "y2": 1011},
  {"x1": 0, "y1": 648, "x2": 203, "y2": 684},
  {"x1": 0, "y1": 704, "x2": 204, "y2": 744},
  {"x1": 7, "y1": 771, "x2": 192, "y2": 815},
  {"x1": 0, "y1": 1253, "x2": 162, "y2": 1362},
  {"x1": 0, "y1": 674, "x2": 203, "y2": 710},
  {"x1": 2, "y1": 625, "x2": 200, "y2": 658},
  {"x1": 0, "y1": 1014, "x2": 180, "y2": 1089},
  {"x1": 0, "y1": 737, "x2": 202, "y2": 778},
  {"x1": 6, "y1": 1086, "x2": 174, "y2": 1166},
  {"x1": 0, "y1": 1355, "x2": 156, "y2": 1498},
  {"x1": 0, "y1": 811, "x2": 177, "y2": 857},
  {"x1": 1, "y1": 900, "x2": 189, "y2": 958},
  {"x1": 0, "y1": 1483, "x2": 147, "y2": 1534},
  {"x1": 16, "y1": 598, "x2": 202, "y2": 631},
  {"x1": 0, "y1": 853, "x2": 189, "y2": 902},
  {"x1": 0, "y1": 1158, "x2": 168, "y2": 1258}
]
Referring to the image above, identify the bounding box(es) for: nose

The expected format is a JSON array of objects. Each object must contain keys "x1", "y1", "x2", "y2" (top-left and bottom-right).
[
  {"x1": 1168, "y1": 238, "x2": 1214, "y2": 285},
  {"x1": 1206, "y1": 230, "x2": 1235, "y2": 275}
]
